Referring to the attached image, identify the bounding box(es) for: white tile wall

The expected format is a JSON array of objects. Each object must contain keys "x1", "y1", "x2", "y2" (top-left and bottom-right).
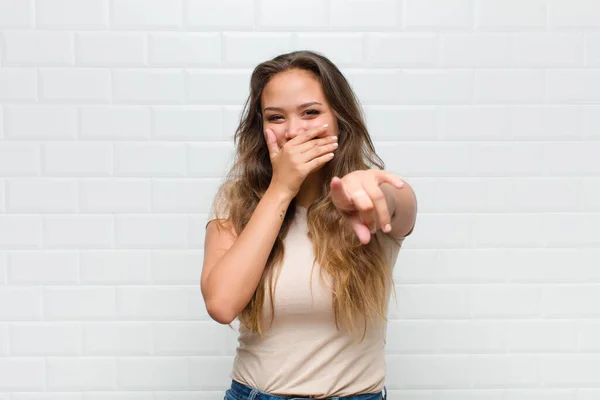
[{"x1": 0, "y1": 0, "x2": 599, "y2": 398}]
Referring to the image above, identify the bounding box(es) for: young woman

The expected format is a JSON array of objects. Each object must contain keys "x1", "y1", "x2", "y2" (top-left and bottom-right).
[{"x1": 202, "y1": 51, "x2": 417, "y2": 400}]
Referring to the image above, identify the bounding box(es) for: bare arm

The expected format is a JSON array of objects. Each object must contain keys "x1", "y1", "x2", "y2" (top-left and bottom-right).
[
  {"x1": 381, "y1": 180, "x2": 417, "y2": 239},
  {"x1": 201, "y1": 186, "x2": 293, "y2": 324},
  {"x1": 202, "y1": 124, "x2": 337, "y2": 324}
]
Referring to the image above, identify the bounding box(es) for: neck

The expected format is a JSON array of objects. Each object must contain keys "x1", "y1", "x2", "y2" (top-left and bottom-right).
[{"x1": 294, "y1": 170, "x2": 324, "y2": 209}]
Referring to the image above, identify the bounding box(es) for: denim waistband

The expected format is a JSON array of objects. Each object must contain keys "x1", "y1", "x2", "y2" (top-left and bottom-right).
[{"x1": 228, "y1": 379, "x2": 386, "y2": 400}]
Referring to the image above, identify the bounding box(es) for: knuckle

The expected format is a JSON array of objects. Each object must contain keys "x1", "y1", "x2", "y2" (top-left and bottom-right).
[
  {"x1": 363, "y1": 203, "x2": 375, "y2": 212},
  {"x1": 372, "y1": 192, "x2": 385, "y2": 202}
]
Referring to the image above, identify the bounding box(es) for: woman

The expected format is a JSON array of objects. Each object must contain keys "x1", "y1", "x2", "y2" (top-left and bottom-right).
[{"x1": 202, "y1": 50, "x2": 417, "y2": 400}]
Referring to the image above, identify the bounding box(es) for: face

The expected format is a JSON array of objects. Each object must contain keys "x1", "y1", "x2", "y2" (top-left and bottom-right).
[{"x1": 261, "y1": 69, "x2": 338, "y2": 149}]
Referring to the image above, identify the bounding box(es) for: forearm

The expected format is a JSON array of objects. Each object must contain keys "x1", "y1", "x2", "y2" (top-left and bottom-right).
[
  {"x1": 203, "y1": 186, "x2": 292, "y2": 322},
  {"x1": 381, "y1": 179, "x2": 417, "y2": 238}
]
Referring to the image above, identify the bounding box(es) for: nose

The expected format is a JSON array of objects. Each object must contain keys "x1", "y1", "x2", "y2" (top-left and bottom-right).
[{"x1": 285, "y1": 119, "x2": 309, "y2": 139}]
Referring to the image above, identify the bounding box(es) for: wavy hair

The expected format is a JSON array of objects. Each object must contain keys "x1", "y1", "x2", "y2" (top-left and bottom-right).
[{"x1": 211, "y1": 50, "x2": 399, "y2": 340}]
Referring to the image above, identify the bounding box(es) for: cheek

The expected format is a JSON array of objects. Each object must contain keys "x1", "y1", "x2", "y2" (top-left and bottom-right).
[
  {"x1": 320, "y1": 117, "x2": 339, "y2": 138},
  {"x1": 321, "y1": 113, "x2": 338, "y2": 131},
  {"x1": 304, "y1": 116, "x2": 339, "y2": 136}
]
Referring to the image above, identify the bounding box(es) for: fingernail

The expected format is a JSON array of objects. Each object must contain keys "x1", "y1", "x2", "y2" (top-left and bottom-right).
[
  {"x1": 383, "y1": 224, "x2": 392, "y2": 233},
  {"x1": 322, "y1": 124, "x2": 328, "y2": 129},
  {"x1": 370, "y1": 227, "x2": 376, "y2": 234}
]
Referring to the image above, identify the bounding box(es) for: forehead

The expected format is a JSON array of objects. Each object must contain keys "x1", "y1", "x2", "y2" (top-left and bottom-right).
[{"x1": 261, "y1": 69, "x2": 326, "y2": 108}]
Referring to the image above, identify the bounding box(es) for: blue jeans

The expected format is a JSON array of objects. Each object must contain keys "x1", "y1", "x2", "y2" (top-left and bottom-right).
[{"x1": 225, "y1": 379, "x2": 387, "y2": 400}]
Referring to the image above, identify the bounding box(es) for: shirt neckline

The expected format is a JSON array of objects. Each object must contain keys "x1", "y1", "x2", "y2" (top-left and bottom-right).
[{"x1": 295, "y1": 205, "x2": 308, "y2": 216}]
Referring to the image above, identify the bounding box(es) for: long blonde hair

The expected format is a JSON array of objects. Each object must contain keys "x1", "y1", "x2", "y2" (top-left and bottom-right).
[{"x1": 211, "y1": 50, "x2": 400, "y2": 339}]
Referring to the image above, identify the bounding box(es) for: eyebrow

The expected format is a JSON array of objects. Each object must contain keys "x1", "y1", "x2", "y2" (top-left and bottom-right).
[{"x1": 263, "y1": 102, "x2": 323, "y2": 112}]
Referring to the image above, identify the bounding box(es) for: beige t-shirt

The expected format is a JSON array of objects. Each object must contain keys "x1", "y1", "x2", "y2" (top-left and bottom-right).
[{"x1": 209, "y1": 203, "x2": 404, "y2": 398}]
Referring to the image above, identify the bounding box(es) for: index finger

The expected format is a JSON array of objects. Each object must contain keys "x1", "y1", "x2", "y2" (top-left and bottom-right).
[
  {"x1": 330, "y1": 176, "x2": 354, "y2": 213},
  {"x1": 288, "y1": 124, "x2": 329, "y2": 145},
  {"x1": 375, "y1": 171, "x2": 404, "y2": 189}
]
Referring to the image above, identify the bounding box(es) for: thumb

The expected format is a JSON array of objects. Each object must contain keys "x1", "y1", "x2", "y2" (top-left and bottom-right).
[{"x1": 264, "y1": 128, "x2": 279, "y2": 158}]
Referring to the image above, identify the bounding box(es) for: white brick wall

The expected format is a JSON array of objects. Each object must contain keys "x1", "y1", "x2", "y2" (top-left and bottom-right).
[{"x1": 0, "y1": 0, "x2": 599, "y2": 398}]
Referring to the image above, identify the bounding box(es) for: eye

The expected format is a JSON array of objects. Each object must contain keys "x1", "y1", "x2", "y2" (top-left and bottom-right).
[
  {"x1": 267, "y1": 115, "x2": 283, "y2": 122},
  {"x1": 304, "y1": 109, "x2": 320, "y2": 116}
]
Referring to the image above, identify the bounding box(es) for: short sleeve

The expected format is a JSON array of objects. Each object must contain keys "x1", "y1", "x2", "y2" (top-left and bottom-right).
[{"x1": 377, "y1": 220, "x2": 415, "y2": 269}]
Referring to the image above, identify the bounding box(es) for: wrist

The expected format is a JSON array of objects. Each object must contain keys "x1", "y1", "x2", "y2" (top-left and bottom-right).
[{"x1": 265, "y1": 184, "x2": 295, "y2": 205}]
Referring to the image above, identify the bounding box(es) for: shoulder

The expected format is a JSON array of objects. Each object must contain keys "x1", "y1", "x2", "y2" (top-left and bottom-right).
[{"x1": 208, "y1": 180, "x2": 237, "y2": 224}]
